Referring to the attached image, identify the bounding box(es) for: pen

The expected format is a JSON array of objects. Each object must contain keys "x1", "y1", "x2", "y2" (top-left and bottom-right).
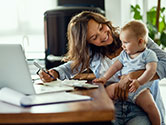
[{"x1": 33, "y1": 61, "x2": 57, "y2": 80}]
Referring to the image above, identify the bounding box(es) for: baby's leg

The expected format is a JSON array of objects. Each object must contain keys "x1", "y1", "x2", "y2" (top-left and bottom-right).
[
  {"x1": 135, "y1": 89, "x2": 161, "y2": 125},
  {"x1": 105, "y1": 83, "x2": 117, "y2": 99}
]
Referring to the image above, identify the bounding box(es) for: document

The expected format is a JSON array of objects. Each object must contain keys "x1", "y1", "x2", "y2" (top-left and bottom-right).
[
  {"x1": 34, "y1": 79, "x2": 98, "y2": 94},
  {"x1": 42, "y1": 79, "x2": 98, "y2": 88},
  {"x1": 0, "y1": 87, "x2": 92, "y2": 107},
  {"x1": 20, "y1": 91, "x2": 92, "y2": 107},
  {"x1": 61, "y1": 79, "x2": 99, "y2": 89},
  {"x1": 34, "y1": 79, "x2": 74, "y2": 94},
  {"x1": 0, "y1": 87, "x2": 25, "y2": 106}
]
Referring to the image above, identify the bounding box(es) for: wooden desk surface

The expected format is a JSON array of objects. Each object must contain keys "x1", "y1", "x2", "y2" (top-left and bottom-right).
[{"x1": 0, "y1": 84, "x2": 115, "y2": 124}]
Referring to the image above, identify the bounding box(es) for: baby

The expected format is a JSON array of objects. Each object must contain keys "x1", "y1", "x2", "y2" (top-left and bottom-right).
[{"x1": 93, "y1": 20, "x2": 161, "y2": 125}]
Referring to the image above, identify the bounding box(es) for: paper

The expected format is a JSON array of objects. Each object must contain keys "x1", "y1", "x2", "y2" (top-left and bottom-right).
[
  {"x1": 34, "y1": 79, "x2": 98, "y2": 94},
  {"x1": 0, "y1": 87, "x2": 25, "y2": 106},
  {"x1": 61, "y1": 79, "x2": 99, "y2": 89},
  {"x1": 0, "y1": 87, "x2": 92, "y2": 107},
  {"x1": 20, "y1": 92, "x2": 92, "y2": 107},
  {"x1": 43, "y1": 79, "x2": 99, "y2": 89},
  {"x1": 34, "y1": 79, "x2": 74, "y2": 94}
]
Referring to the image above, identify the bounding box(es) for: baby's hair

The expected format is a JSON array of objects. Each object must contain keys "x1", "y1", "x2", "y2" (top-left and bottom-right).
[{"x1": 121, "y1": 20, "x2": 148, "y2": 43}]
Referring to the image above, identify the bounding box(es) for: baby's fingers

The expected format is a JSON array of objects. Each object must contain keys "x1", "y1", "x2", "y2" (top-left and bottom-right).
[{"x1": 129, "y1": 86, "x2": 136, "y2": 93}]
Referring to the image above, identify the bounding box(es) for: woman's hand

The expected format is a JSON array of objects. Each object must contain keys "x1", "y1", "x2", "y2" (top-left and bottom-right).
[
  {"x1": 92, "y1": 77, "x2": 107, "y2": 84},
  {"x1": 114, "y1": 75, "x2": 131, "y2": 100},
  {"x1": 118, "y1": 75, "x2": 131, "y2": 89},
  {"x1": 39, "y1": 69, "x2": 59, "y2": 82}
]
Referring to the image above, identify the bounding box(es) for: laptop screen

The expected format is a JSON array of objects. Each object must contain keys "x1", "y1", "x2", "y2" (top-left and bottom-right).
[{"x1": 0, "y1": 44, "x2": 35, "y2": 94}]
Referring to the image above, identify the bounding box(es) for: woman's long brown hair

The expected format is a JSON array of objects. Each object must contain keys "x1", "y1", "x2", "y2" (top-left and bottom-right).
[{"x1": 64, "y1": 11, "x2": 121, "y2": 73}]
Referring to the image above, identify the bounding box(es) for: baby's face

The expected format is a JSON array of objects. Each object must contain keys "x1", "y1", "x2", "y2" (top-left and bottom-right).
[{"x1": 120, "y1": 30, "x2": 140, "y2": 55}]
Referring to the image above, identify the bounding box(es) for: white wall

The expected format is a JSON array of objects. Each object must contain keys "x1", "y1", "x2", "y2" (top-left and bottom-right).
[{"x1": 105, "y1": 0, "x2": 131, "y2": 27}]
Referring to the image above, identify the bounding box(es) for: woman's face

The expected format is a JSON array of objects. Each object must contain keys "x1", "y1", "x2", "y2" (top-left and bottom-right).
[{"x1": 86, "y1": 19, "x2": 113, "y2": 46}]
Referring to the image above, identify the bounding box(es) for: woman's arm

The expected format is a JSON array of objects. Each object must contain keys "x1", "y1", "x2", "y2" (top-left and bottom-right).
[
  {"x1": 39, "y1": 61, "x2": 79, "y2": 82},
  {"x1": 147, "y1": 37, "x2": 166, "y2": 79},
  {"x1": 147, "y1": 37, "x2": 166, "y2": 59},
  {"x1": 53, "y1": 61, "x2": 75, "y2": 80}
]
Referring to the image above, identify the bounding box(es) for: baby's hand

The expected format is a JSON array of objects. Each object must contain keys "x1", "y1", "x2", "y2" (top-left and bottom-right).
[
  {"x1": 129, "y1": 79, "x2": 140, "y2": 92},
  {"x1": 92, "y1": 77, "x2": 107, "y2": 84}
]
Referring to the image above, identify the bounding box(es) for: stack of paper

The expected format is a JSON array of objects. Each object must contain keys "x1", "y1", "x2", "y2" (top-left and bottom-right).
[
  {"x1": 45, "y1": 79, "x2": 99, "y2": 89},
  {"x1": 0, "y1": 87, "x2": 25, "y2": 106},
  {"x1": 0, "y1": 79, "x2": 97, "y2": 107},
  {"x1": 34, "y1": 79, "x2": 74, "y2": 94},
  {"x1": 0, "y1": 87, "x2": 92, "y2": 107}
]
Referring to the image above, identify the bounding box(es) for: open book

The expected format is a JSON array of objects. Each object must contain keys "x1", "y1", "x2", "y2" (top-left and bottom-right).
[{"x1": 0, "y1": 87, "x2": 92, "y2": 107}]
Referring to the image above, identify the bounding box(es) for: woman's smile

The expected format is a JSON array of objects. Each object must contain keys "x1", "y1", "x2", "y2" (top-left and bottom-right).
[{"x1": 87, "y1": 19, "x2": 113, "y2": 46}]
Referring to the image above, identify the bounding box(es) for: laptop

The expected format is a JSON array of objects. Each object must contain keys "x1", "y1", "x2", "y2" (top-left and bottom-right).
[
  {"x1": 0, "y1": 44, "x2": 35, "y2": 95},
  {"x1": 0, "y1": 44, "x2": 75, "y2": 94},
  {"x1": 0, "y1": 44, "x2": 92, "y2": 107}
]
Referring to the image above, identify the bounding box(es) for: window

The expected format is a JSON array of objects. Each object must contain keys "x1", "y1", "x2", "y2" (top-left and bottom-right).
[{"x1": 0, "y1": 0, "x2": 57, "y2": 59}]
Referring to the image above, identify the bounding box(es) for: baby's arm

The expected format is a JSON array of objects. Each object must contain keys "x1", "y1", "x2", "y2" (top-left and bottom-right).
[
  {"x1": 93, "y1": 60, "x2": 122, "y2": 84},
  {"x1": 129, "y1": 62, "x2": 157, "y2": 92}
]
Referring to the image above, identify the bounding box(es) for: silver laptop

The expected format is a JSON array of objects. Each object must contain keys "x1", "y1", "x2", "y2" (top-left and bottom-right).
[
  {"x1": 0, "y1": 44, "x2": 35, "y2": 95},
  {"x1": 0, "y1": 44, "x2": 91, "y2": 107}
]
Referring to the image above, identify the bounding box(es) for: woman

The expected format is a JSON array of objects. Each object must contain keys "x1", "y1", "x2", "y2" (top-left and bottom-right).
[{"x1": 39, "y1": 11, "x2": 166, "y2": 125}]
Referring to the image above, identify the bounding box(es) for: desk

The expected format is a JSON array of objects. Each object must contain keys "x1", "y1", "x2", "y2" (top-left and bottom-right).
[{"x1": 0, "y1": 84, "x2": 115, "y2": 124}]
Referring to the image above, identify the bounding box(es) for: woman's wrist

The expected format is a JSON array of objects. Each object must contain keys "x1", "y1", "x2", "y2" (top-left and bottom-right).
[{"x1": 52, "y1": 69, "x2": 60, "y2": 79}]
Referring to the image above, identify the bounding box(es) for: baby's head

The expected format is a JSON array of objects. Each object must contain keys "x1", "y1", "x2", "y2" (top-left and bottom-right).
[
  {"x1": 120, "y1": 20, "x2": 148, "y2": 54},
  {"x1": 120, "y1": 20, "x2": 148, "y2": 44}
]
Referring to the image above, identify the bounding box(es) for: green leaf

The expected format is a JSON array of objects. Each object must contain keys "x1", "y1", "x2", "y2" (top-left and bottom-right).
[
  {"x1": 160, "y1": 7, "x2": 165, "y2": 13},
  {"x1": 160, "y1": 32, "x2": 166, "y2": 47},
  {"x1": 159, "y1": 20, "x2": 165, "y2": 32},
  {"x1": 147, "y1": 10, "x2": 156, "y2": 25},
  {"x1": 135, "y1": 4, "x2": 141, "y2": 9},
  {"x1": 130, "y1": 4, "x2": 142, "y2": 20}
]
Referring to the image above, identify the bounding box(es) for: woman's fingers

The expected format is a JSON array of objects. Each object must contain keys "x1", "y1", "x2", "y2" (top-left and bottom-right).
[
  {"x1": 114, "y1": 83, "x2": 128, "y2": 101},
  {"x1": 124, "y1": 89, "x2": 128, "y2": 100},
  {"x1": 117, "y1": 86, "x2": 122, "y2": 100},
  {"x1": 39, "y1": 70, "x2": 54, "y2": 82},
  {"x1": 120, "y1": 87, "x2": 125, "y2": 100},
  {"x1": 114, "y1": 85, "x2": 118, "y2": 100}
]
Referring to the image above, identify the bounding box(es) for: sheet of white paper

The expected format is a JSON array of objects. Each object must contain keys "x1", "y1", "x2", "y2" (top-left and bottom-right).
[
  {"x1": 60, "y1": 79, "x2": 99, "y2": 89},
  {"x1": 34, "y1": 79, "x2": 74, "y2": 94},
  {"x1": 20, "y1": 91, "x2": 92, "y2": 107},
  {"x1": 0, "y1": 87, "x2": 25, "y2": 106},
  {"x1": 34, "y1": 79, "x2": 98, "y2": 92}
]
